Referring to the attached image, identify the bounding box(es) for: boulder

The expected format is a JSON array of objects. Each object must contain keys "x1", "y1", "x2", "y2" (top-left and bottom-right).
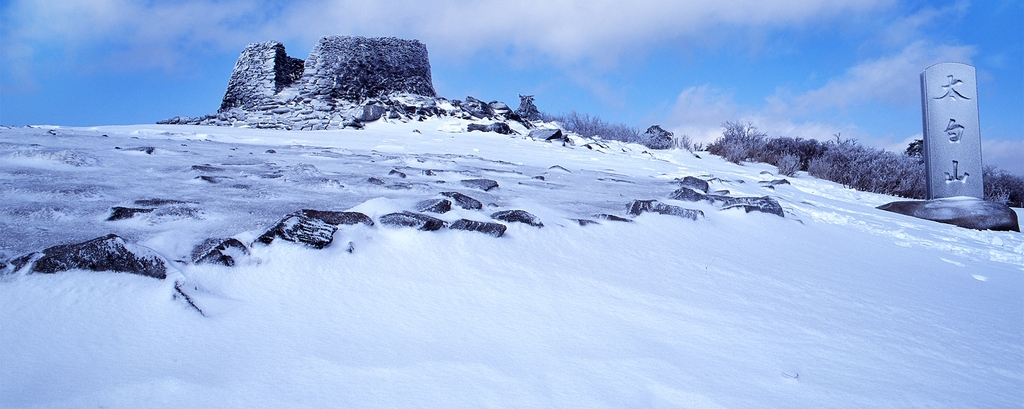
[
  {"x1": 462, "y1": 96, "x2": 495, "y2": 119},
  {"x1": 669, "y1": 188, "x2": 711, "y2": 203},
  {"x1": 441, "y1": 192, "x2": 483, "y2": 210},
  {"x1": 461, "y1": 178, "x2": 499, "y2": 191},
  {"x1": 257, "y1": 213, "x2": 338, "y2": 249},
  {"x1": 192, "y1": 238, "x2": 250, "y2": 266},
  {"x1": 596, "y1": 214, "x2": 634, "y2": 223},
  {"x1": 107, "y1": 206, "x2": 155, "y2": 221},
  {"x1": 468, "y1": 123, "x2": 513, "y2": 134},
  {"x1": 719, "y1": 196, "x2": 785, "y2": 217},
  {"x1": 640, "y1": 125, "x2": 675, "y2": 150},
  {"x1": 877, "y1": 197, "x2": 1019, "y2": 232},
  {"x1": 491, "y1": 210, "x2": 544, "y2": 227},
  {"x1": 9, "y1": 234, "x2": 167, "y2": 279},
  {"x1": 677, "y1": 176, "x2": 709, "y2": 193},
  {"x1": 299, "y1": 36, "x2": 436, "y2": 101},
  {"x1": 529, "y1": 128, "x2": 563, "y2": 141},
  {"x1": 379, "y1": 211, "x2": 447, "y2": 231},
  {"x1": 296, "y1": 209, "x2": 374, "y2": 226},
  {"x1": 627, "y1": 200, "x2": 704, "y2": 220},
  {"x1": 449, "y1": 219, "x2": 507, "y2": 237},
  {"x1": 357, "y1": 105, "x2": 386, "y2": 122},
  {"x1": 417, "y1": 199, "x2": 452, "y2": 214}
]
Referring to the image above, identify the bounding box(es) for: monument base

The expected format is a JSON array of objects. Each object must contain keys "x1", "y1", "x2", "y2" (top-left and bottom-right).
[{"x1": 877, "y1": 197, "x2": 1020, "y2": 232}]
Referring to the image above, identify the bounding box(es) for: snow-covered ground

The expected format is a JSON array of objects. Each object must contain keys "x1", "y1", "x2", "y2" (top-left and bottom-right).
[{"x1": 1, "y1": 119, "x2": 1021, "y2": 408}]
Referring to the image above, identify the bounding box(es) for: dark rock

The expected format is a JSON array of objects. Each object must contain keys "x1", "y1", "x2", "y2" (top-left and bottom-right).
[
  {"x1": 640, "y1": 125, "x2": 675, "y2": 150},
  {"x1": 575, "y1": 219, "x2": 600, "y2": 226},
  {"x1": 449, "y1": 219, "x2": 507, "y2": 237},
  {"x1": 343, "y1": 120, "x2": 364, "y2": 129},
  {"x1": 461, "y1": 178, "x2": 499, "y2": 191},
  {"x1": 107, "y1": 206, "x2": 155, "y2": 221},
  {"x1": 358, "y1": 105, "x2": 386, "y2": 122},
  {"x1": 462, "y1": 96, "x2": 495, "y2": 119},
  {"x1": 491, "y1": 210, "x2": 544, "y2": 227},
  {"x1": 265, "y1": 149, "x2": 276, "y2": 154},
  {"x1": 515, "y1": 94, "x2": 540, "y2": 122},
  {"x1": 219, "y1": 41, "x2": 304, "y2": 112},
  {"x1": 133, "y1": 198, "x2": 186, "y2": 206},
  {"x1": 367, "y1": 177, "x2": 386, "y2": 185},
  {"x1": 197, "y1": 175, "x2": 222, "y2": 183},
  {"x1": 720, "y1": 196, "x2": 785, "y2": 217},
  {"x1": 191, "y1": 164, "x2": 224, "y2": 172},
  {"x1": 596, "y1": 214, "x2": 634, "y2": 223},
  {"x1": 192, "y1": 238, "x2": 249, "y2": 266},
  {"x1": 669, "y1": 188, "x2": 711, "y2": 203},
  {"x1": 626, "y1": 200, "x2": 704, "y2": 220},
  {"x1": 417, "y1": 198, "x2": 452, "y2": 214},
  {"x1": 297, "y1": 209, "x2": 374, "y2": 226},
  {"x1": 14, "y1": 234, "x2": 167, "y2": 279},
  {"x1": 299, "y1": 36, "x2": 436, "y2": 101},
  {"x1": 877, "y1": 198, "x2": 1019, "y2": 232},
  {"x1": 441, "y1": 192, "x2": 483, "y2": 210},
  {"x1": 127, "y1": 147, "x2": 156, "y2": 154},
  {"x1": 678, "y1": 176, "x2": 709, "y2": 193},
  {"x1": 529, "y1": 128, "x2": 563, "y2": 141},
  {"x1": 468, "y1": 122, "x2": 513, "y2": 134},
  {"x1": 379, "y1": 211, "x2": 447, "y2": 231},
  {"x1": 389, "y1": 169, "x2": 407, "y2": 178},
  {"x1": 759, "y1": 179, "x2": 791, "y2": 188},
  {"x1": 257, "y1": 213, "x2": 338, "y2": 249}
]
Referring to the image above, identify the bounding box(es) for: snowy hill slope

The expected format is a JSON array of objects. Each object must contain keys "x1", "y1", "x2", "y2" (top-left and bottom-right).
[{"x1": 1, "y1": 119, "x2": 1022, "y2": 408}]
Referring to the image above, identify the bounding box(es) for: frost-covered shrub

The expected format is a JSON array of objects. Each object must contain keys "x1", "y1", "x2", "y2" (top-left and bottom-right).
[
  {"x1": 706, "y1": 121, "x2": 768, "y2": 164},
  {"x1": 807, "y1": 139, "x2": 925, "y2": 198},
  {"x1": 776, "y1": 154, "x2": 800, "y2": 177},
  {"x1": 984, "y1": 166, "x2": 1024, "y2": 207}
]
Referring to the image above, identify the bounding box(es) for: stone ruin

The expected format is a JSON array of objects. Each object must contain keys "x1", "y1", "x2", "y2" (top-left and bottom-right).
[{"x1": 160, "y1": 35, "x2": 531, "y2": 131}]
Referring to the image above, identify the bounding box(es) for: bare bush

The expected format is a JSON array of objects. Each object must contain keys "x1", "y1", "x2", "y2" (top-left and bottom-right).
[
  {"x1": 807, "y1": 139, "x2": 925, "y2": 198},
  {"x1": 776, "y1": 154, "x2": 800, "y2": 177},
  {"x1": 984, "y1": 165, "x2": 1024, "y2": 207},
  {"x1": 706, "y1": 121, "x2": 768, "y2": 164}
]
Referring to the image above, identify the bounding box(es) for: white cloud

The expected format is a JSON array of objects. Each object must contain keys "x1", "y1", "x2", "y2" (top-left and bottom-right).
[
  {"x1": 1, "y1": 0, "x2": 893, "y2": 76},
  {"x1": 982, "y1": 138, "x2": 1024, "y2": 175}
]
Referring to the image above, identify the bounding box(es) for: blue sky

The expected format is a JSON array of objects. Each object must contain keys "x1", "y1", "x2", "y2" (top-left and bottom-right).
[{"x1": 2, "y1": 0, "x2": 1021, "y2": 173}]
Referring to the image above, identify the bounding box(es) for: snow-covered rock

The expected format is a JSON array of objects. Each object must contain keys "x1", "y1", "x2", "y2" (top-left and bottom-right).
[
  {"x1": 7, "y1": 234, "x2": 167, "y2": 279},
  {"x1": 877, "y1": 197, "x2": 1020, "y2": 232}
]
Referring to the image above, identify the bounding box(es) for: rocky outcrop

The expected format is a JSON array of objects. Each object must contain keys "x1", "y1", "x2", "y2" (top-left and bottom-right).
[
  {"x1": 515, "y1": 94, "x2": 540, "y2": 122},
  {"x1": 441, "y1": 192, "x2": 483, "y2": 210},
  {"x1": 461, "y1": 179, "x2": 499, "y2": 191},
  {"x1": 491, "y1": 210, "x2": 544, "y2": 227},
  {"x1": 257, "y1": 209, "x2": 373, "y2": 249},
  {"x1": 192, "y1": 238, "x2": 249, "y2": 266},
  {"x1": 640, "y1": 125, "x2": 675, "y2": 150},
  {"x1": 298, "y1": 36, "x2": 436, "y2": 102},
  {"x1": 379, "y1": 211, "x2": 447, "y2": 231},
  {"x1": 449, "y1": 219, "x2": 507, "y2": 237},
  {"x1": 626, "y1": 200, "x2": 704, "y2": 220},
  {"x1": 219, "y1": 41, "x2": 304, "y2": 112}
]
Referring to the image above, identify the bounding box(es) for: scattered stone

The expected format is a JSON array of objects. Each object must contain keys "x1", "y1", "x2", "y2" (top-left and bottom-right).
[
  {"x1": 266, "y1": 149, "x2": 276, "y2": 154},
  {"x1": 491, "y1": 210, "x2": 544, "y2": 227},
  {"x1": 449, "y1": 219, "x2": 507, "y2": 237},
  {"x1": 389, "y1": 169, "x2": 407, "y2": 178},
  {"x1": 192, "y1": 238, "x2": 250, "y2": 266},
  {"x1": 417, "y1": 199, "x2": 452, "y2": 214},
  {"x1": 133, "y1": 198, "x2": 186, "y2": 207},
  {"x1": 627, "y1": 200, "x2": 704, "y2": 220},
  {"x1": 191, "y1": 164, "x2": 224, "y2": 172},
  {"x1": 441, "y1": 192, "x2": 483, "y2": 210},
  {"x1": 379, "y1": 211, "x2": 447, "y2": 231},
  {"x1": 197, "y1": 176, "x2": 222, "y2": 183},
  {"x1": 759, "y1": 179, "x2": 791, "y2": 189},
  {"x1": 107, "y1": 206, "x2": 155, "y2": 221},
  {"x1": 10, "y1": 234, "x2": 167, "y2": 279},
  {"x1": 669, "y1": 188, "x2": 712, "y2": 203},
  {"x1": 596, "y1": 214, "x2": 634, "y2": 223},
  {"x1": 529, "y1": 128, "x2": 563, "y2": 141},
  {"x1": 423, "y1": 169, "x2": 437, "y2": 176},
  {"x1": 460, "y1": 178, "x2": 499, "y2": 191},
  {"x1": 296, "y1": 209, "x2": 374, "y2": 226},
  {"x1": 126, "y1": 147, "x2": 156, "y2": 154},
  {"x1": 877, "y1": 197, "x2": 1019, "y2": 232},
  {"x1": 468, "y1": 122, "x2": 513, "y2": 134},
  {"x1": 367, "y1": 177, "x2": 386, "y2": 185},
  {"x1": 575, "y1": 219, "x2": 600, "y2": 226},
  {"x1": 257, "y1": 213, "x2": 338, "y2": 249},
  {"x1": 720, "y1": 196, "x2": 785, "y2": 217},
  {"x1": 677, "y1": 176, "x2": 709, "y2": 193}
]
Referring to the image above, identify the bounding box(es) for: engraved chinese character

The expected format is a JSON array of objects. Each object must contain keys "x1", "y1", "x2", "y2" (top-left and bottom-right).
[
  {"x1": 944, "y1": 119, "x2": 964, "y2": 142},
  {"x1": 944, "y1": 160, "x2": 969, "y2": 182},
  {"x1": 934, "y1": 75, "x2": 970, "y2": 100}
]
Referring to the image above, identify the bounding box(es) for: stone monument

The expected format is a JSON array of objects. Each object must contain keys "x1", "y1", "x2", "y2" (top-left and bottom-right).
[
  {"x1": 877, "y1": 62, "x2": 1019, "y2": 232},
  {"x1": 920, "y1": 62, "x2": 983, "y2": 199}
]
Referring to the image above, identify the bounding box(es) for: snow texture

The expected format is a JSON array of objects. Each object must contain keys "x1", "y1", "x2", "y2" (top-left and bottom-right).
[{"x1": 1, "y1": 121, "x2": 1022, "y2": 408}]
